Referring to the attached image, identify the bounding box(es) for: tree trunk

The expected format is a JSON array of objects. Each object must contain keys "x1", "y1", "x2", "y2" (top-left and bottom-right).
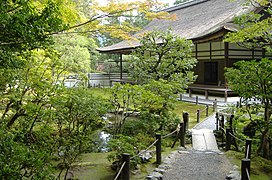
[
  {"x1": 260, "y1": 101, "x2": 271, "y2": 159},
  {"x1": 260, "y1": 128, "x2": 270, "y2": 159}
]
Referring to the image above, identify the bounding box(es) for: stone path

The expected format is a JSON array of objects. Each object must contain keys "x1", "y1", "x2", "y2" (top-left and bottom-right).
[
  {"x1": 163, "y1": 149, "x2": 231, "y2": 180},
  {"x1": 148, "y1": 111, "x2": 236, "y2": 180}
]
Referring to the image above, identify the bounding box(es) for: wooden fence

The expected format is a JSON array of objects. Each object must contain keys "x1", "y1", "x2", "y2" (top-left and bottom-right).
[
  {"x1": 216, "y1": 112, "x2": 251, "y2": 180},
  {"x1": 114, "y1": 103, "x2": 212, "y2": 180}
]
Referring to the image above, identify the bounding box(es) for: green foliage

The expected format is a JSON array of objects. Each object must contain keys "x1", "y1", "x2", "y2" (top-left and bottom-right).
[
  {"x1": 225, "y1": 59, "x2": 272, "y2": 158},
  {"x1": 129, "y1": 30, "x2": 197, "y2": 92},
  {"x1": 54, "y1": 34, "x2": 99, "y2": 73},
  {"x1": 225, "y1": 59, "x2": 272, "y2": 101},
  {"x1": 224, "y1": 0, "x2": 272, "y2": 159},
  {"x1": 0, "y1": 0, "x2": 67, "y2": 68},
  {"x1": 224, "y1": 1, "x2": 272, "y2": 51}
]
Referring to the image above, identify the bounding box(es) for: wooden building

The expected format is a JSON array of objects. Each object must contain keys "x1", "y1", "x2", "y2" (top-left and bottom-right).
[{"x1": 97, "y1": 0, "x2": 271, "y2": 98}]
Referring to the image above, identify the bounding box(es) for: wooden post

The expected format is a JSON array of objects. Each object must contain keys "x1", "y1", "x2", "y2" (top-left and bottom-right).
[
  {"x1": 189, "y1": 89, "x2": 192, "y2": 97},
  {"x1": 156, "y1": 134, "x2": 162, "y2": 164},
  {"x1": 221, "y1": 115, "x2": 225, "y2": 129},
  {"x1": 226, "y1": 128, "x2": 231, "y2": 151},
  {"x1": 183, "y1": 112, "x2": 189, "y2": 131},
  {"x1": 196, "y1": 96, "x2": 198, "y2": 105},
  {"x1": 229, "y1": 114, "x2": 234, "y2": 130},
  {"x1": 197, "y1": 109, "x2": 200, "y2": 123},
  {"x1": 87, "y1": 73, "x2": 91, "y2": 88},
  {"x1": 205, "y1": 90, "x2": 208, "y2": 99},
  {"x1": 245, "y1": 139, "x2": 252, "y2": 159},
  {"x1": 205, "y1": 104, "x2": 209, "y2": 117},
  {"x1": 224, "y1": 90, "x2": 228, "y2": 102},
  {"x1": 241, "y1": 158, "x2": 250, "y2": 180},
  {"x1": 179, "y1": 122, "x2": 185, "y2": 147},
  {"x1": 179, "y1": 94, "x2": 182, "y2": 101},
  {"x1": 239, "y1": 97, "x2": 242, "y2": 108},
  {"x1": 216, "y1": 112, "x2": 219, "y2": 131},
  {"x1": 122, "y1": 153, "x2": 130, "y2": 180},
  {"x1": 236, "y1": 101, "x2": 239, "y2": 108},
  {"x1": 221, "y1": 115, "x2": 225, "y2": 145},
  {"x1": 213, "y1": 99, "x2": 217, "y2": 112}
]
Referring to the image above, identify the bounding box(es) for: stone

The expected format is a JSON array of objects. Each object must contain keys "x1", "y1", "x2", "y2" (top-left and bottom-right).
[
  {"x1": 178, "y1": 150, "x2": 190, "y2": 154},
  {"x1": 226, "y1": 170, "x2": 240, "y2": 179},
  {"x1": 139, "y1": 150, "x2": 153, "y2": 162},
  {"x1": 146, "y1": 172, "x2": 163, "y2": 180},
  {"x1": 154, "y1": 168, "x2": 166, "y2": 174},
  {"x1": 158, "y1": 164, "x2": 171, "y2": 170}
]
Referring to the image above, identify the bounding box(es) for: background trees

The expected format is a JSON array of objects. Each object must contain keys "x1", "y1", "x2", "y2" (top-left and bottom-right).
[{"x1": 0, "y1": 0, "x2": 173, "y2": 178}]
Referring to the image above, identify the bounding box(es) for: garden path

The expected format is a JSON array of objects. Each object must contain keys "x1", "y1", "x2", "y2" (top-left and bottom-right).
[{"x1": 161, "y1": 113, "x2": 233, "y2": 180}]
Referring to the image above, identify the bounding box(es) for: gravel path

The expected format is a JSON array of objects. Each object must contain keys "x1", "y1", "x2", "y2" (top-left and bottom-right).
[
  {"x1": 163, "y1": 150, "x2": 232, "y2": 180},
  {"x1": 153, "y1": 114, "x2": 233, "y2": 180}
]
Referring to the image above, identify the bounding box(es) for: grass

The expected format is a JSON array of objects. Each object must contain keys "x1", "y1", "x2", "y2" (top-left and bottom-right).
[
  {"x1": 71, "y1": 153, "x2": 115, "y2": 180},
  {"x1": 71, "y1": 146, "x2": 181, "y2": 180},
  {"x1": 172, "y1": 101, "x2": 213, "y2": 128},
  {"x1": 225, "y1": 150, "x2": 272, "y2": 180}
]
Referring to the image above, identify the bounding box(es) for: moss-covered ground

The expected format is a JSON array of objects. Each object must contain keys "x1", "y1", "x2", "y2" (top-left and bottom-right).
[{"x1": 225, "y1": 150, "x2": 272, "y2": 180}]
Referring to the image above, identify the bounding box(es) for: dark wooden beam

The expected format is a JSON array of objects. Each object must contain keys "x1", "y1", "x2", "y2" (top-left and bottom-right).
[
  {"x1": 224, "y1": 42, "x2": 229, "y2": 67},
  {"x1": 120, "y1": 54, "x2": 123, "y2": 79},
  {"x1": 262, "y1": 48, "x2": 266, "y2": 58},
  {"x1": 210, "y1": 42, "x2": 212, "y2": 61}
]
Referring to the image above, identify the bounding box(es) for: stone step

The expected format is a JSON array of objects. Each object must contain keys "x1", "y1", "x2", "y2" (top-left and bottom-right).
[{"x1": 192, "y1": 129, "x2": 220, "y2": 152}]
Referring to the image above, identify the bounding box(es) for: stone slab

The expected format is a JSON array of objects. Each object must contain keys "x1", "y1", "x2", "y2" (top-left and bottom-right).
[{"x1": 192, "y1": 129, "x2": 219, "y2": 152}]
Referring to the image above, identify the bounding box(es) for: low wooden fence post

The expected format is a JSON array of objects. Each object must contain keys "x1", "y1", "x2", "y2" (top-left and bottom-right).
[
  {"x1": 216, "y1": 112, "x2": 219, "y2": 131},
  {"x1": 156, "y1": 134, "x2": 162, "y2": 164},
  {"x1": 245, "y1": 139, "x2": 252, "y2": 159},
  {"x1": 241, "y1": 158, "x2": 250, "y2": 180},
  {"x1": 226, "y1": 128, "x2": 231, "y2": 151},
  {"x1": 206, "y1": 104, "x2": 209, "y2": 117},
  {"x1": 179, "y1": 94, "x2": 182, "y2": 101},
  {"x1": 196, "y1": 96, "x2": 199, "y2": 105},
  {"x1": 229, "y1": 114, "x2": 234, "y2": 130},
  {"x1": 221, "y1": 115, "x2": 225, "y2": 144},
  {"x1": 213, "y1": 99, "x2": 217, "y2": 112},
  {"x1": 179, "y1": 122, "x2": 185, "y2": 147},
  {"x1": 183, "y1": 112, "x2": 189, "y2": 131},
  {"x1": 197, "y1": 109, "x2": 200, "y2": 123},
  {"x1": 122, "y1": 153, "x2": 130, "y2": 180}
]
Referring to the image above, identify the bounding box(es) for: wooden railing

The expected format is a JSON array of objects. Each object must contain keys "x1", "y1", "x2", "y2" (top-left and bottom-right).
[{"x1": 216, "y1": 112, "x2": 252, "y2": 180}]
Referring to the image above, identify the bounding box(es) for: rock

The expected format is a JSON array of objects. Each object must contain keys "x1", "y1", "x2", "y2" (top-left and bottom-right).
[
  {"x1": 177, "y1": 146, "x2": 187, "y2": 151},
  {"x1": 139, "y1": 150, "x2": 153, "y2": 162},
  {"x1": 178, "y1": 150, "x2": 190, "y2": 154},
  {"x1": 147, "y1": 172, "x2": 163, "y2": 180},
  {"x1": 233, "y1": 165, "x2": 239, "y2": 170},
  {"x1": 158, "y1": 164, "x2": 171, "y2": 170},
  {"x1": 154, "y1": 168, "x2": 166, "y2": 174}
]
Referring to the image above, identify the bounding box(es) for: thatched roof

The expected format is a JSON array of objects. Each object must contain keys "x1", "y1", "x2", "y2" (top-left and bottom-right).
[{"x1": 97, "y1": 0, "x2": 255, "y2": 54}]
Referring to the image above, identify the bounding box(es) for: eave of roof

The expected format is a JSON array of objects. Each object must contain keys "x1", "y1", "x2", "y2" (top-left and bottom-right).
[{"x1": 97, "y1": 0, "x2": 256, "y2": 54}]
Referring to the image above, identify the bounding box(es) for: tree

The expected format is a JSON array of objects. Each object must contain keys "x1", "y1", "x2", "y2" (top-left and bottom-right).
[
  {"x1": 0, "y1": 0, "x2": 177, "y2": 178},
  {"x1": 225, "y1": 59, "x2": 272, "y2": 158},
  {"x1": 224, "y1": 0, "x2": 272, "y2": 158},
  {"x1": 129, "y1": 30, "x2": 197, "y2": 92}
]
